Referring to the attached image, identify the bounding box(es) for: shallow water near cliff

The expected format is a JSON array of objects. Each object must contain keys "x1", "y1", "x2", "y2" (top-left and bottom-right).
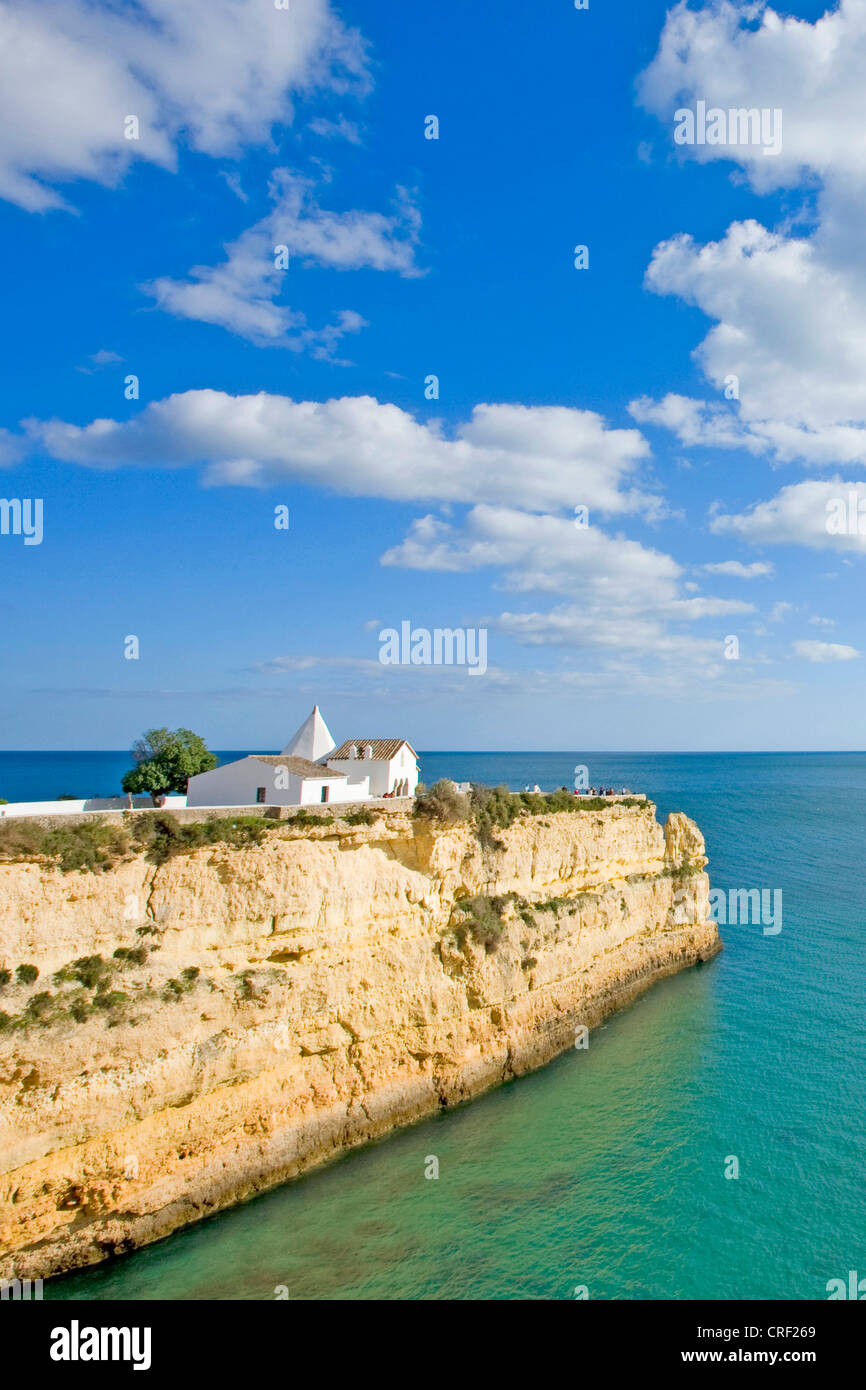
[{"x1": 45, "y1": 751, "x2": 866, "y2": 1301}]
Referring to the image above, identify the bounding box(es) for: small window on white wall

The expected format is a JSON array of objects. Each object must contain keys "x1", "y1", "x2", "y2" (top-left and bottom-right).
[{"x1": 256, "y1": 787, "x2": 266, "y2": 803}]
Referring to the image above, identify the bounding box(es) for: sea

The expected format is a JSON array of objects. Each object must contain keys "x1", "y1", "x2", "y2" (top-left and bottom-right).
[{"x1": 4, "y1": 749, "x2": 864, "y2": 1301}]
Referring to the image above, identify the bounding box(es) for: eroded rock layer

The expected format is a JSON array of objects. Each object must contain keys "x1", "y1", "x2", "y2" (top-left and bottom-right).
[{"x1": 0, "y1": 802, "x2": 719, "y2": 1279}]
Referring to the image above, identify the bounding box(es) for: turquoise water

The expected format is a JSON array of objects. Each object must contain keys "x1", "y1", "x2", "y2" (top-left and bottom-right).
[{"x1": 32, "y1": 751, "x2": 866, "y2": 1300}]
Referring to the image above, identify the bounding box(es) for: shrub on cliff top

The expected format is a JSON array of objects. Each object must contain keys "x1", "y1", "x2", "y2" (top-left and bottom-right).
[
  {"x1": 0, "y1": 817, "x2": 129, "y2": 873},
  {"x1": 0, "y1": 808, "x2": 287, "y2": 874},
  {"x1": 42, "y1": 820, "x2": 130, "y2": 872},
  {"x1": 130, "y1": 812, "x2": 277, "y2": 864},
  {"x1": 414, "y1": 780, "x2": 471, "y2": 825},
  {"x1": 0, "y1": 819, "x2": 50, "y2": 863},
  {"x1": 414, "y1": 779, "x2": 643, "y2": 850},
  {"x1": 469, "y1": 784, "x2": 521, "y2": 847}
]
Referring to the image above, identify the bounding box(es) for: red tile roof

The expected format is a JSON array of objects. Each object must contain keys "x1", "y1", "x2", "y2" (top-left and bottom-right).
[{"x1": 327, "y1": 739, "x2": 416, "y2": 762}]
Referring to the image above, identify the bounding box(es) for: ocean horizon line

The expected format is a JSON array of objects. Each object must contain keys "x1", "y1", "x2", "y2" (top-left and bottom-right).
[{"x1": 3, "y1": 748, "x2": 866, "y2": 758}]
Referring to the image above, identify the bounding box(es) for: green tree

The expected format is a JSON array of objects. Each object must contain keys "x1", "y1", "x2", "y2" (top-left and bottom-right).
[{"x1": 121, "y1": 728, "x2": 217, "y2": 804}]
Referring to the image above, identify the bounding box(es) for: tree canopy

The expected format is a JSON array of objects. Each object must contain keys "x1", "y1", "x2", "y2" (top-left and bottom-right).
[{"x1": 121, "y1": 728, "x2": 217, "y2": 801}]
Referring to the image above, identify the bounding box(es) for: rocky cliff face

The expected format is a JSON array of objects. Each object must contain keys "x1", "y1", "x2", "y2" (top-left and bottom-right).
[{"x1": 0, "y1": 802, "x2": 719, "y2": 1280}]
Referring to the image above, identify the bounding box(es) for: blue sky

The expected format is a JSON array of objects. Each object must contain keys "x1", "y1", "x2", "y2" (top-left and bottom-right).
[{"x1": 2, "y1": 0, "x2": 865, "y2": 751}]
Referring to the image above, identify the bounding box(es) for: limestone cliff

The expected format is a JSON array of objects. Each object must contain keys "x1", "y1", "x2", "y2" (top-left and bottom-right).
[{"x1": 0, "y1": 801, "x2": 719, "y2": 1280}]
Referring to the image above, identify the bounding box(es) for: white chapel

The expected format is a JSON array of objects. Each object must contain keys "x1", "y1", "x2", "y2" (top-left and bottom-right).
[{"x1": 186, "y1": 707, "x2": 419, "y2": 808}]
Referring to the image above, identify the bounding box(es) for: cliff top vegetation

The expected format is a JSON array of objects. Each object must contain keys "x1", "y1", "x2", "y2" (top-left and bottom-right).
[
  {"x1": 414, "y1": 780, "x2": 645, "y2": 848},
  {"x1": 0, "y1": 784, "x2": 646, "y2": 874},
  {"x1": 0, "y1": 811, "x2": 300, "y2": 873}
]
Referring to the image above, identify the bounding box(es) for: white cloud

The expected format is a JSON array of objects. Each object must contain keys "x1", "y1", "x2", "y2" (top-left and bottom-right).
[
  {"x1": 630, "y1": 392, "x2": 751, "y2": 452},
  {"x1": 309, "y1": 116, "x2": 362, "y2": 144},
  {"x1": 22, "y1": 389, "x2": 759, "y2": 691},
  {"x1": 382, "y1": 506, "x2": 683, "y2": 596},
  {"x1": 793, "y1": 640, "x2": 859, "y2": 663},
  {"x1": 25, "y1": 392, "x2": 658, "y2": 516},
  {"x1": 0, "y1": 426, "x2": 26, "y2": 466},
  {"x1": 144, "y1": 170, "x2": 419, "y2": 353},
  {"x1": 639, "y1": 0, "x2": 866, "y2": 193},
  {"x1": 636, "y1": 4, "x2": 866, "y2": 468},
  {"x1": 251, "y1": 654, "x2": 380, "y2": 676},
  {"x1": 634, "y1": 389, "x2": 866, "y2": 468},
  {"x1": 711, "y1": 479, "x2": 866, "y2": 552},
  {"x1": 144, "y1": 171, "x2": 421, "y2": 350},
  {"x1": 75, "y1": 347, "x2": 124, "y2": 375},
  {"x1": 0, "y1": 0, "x2": 367, "y2": 211},
  {"x1": 221, "y1": 171, "x2": 249, "y2": 204},
  {"x1": 704, "y1": 560, "x2": 774, "y2": 579},
  {"x1": 381, "y1": 504, "x2": 754, "y2": 685},
  {"x1": 637, "y1": 223, "x2": 866, "y2": 463},
  {"x1": 495, "y1": 607, "x2": 732, "y2": 668},
  {"x1": 671, "y1": 595, "x2": 755, "y2": 619},
  {"x1": 382, "y1": 503, "x2": 752, "y2": 617}
]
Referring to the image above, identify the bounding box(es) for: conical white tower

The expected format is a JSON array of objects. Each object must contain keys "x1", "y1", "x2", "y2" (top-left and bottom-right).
[{"x1": 280, "y1": 706, "x2": 336, "y2": 762}]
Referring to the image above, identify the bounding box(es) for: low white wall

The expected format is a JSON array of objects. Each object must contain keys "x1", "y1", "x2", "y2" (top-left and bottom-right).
[{"x1": 0, "y1": 795, "x2": 187, "y2": 819}]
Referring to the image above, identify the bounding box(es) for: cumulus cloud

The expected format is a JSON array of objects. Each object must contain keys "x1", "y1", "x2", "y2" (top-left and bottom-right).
[
  {"x1": 0, "y1": 0, "x2": 367, "y2": 211},
  {"x1": 711, "y1": 479, "x2": 866, "y2": 552},
  {"x1": 144, "y1": 171, "x2": 421, "y2": 350},
  {"x1": 381, "y1": 504, "x2": 754, "y2": 683},
  {"x1": 382, "y1": 503, "x2": 753, "y2": 616},
  {"x1": 22, "y1": 388, "x2": 756, "y2": 688},
  {"x1": 636, "y1": 4, "x2": 866, "y2": 469},
  {"x1": 704, "y1": 560, "x2": 774, "y2": 579},
  {"x1": 793, "y1": 640, "x2": 860, "y2": 663},
  {"x1": 638, "y1": 0, "x2": 866, "y2": 193},
  {"x1": 630, "y1": 392, "x2": 752, "y2": 452},
  {"x1": 24, "y1": 392, "x2": 658, "y2": 515},
  {"x1": 636, "y1": 223, "x2": 866, "y2": 463},
  {"x1": 382, "y1": 506, "x2": 682, "y2": 596}
]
